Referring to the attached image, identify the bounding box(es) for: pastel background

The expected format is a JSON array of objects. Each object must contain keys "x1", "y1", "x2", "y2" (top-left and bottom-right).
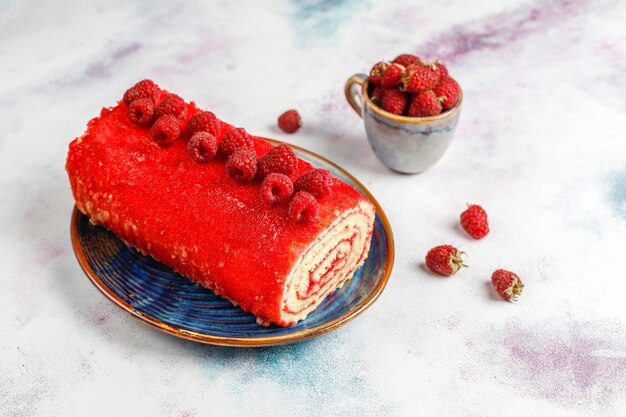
[{"x1": 1, "y1": 0, "x2": 625, "y2": 416}]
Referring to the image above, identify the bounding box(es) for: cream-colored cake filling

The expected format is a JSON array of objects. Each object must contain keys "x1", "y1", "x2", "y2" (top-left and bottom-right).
[{"x1": 280, "y1": 201, "x2": 375, "y2": 324}]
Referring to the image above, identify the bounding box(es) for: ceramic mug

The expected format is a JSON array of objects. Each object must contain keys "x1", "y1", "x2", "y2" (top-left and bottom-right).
[{"x1": 344, "y1": 73, "x2": 462, "y2": 174}]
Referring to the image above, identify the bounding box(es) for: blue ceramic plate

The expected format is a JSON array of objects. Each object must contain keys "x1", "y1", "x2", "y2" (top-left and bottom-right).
[{"x1": 71, "y1": 139, "x2": 394, "y2": 347}]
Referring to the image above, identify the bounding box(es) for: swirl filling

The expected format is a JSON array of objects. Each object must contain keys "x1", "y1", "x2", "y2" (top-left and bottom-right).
[{"x1": 279, "y1": 201, "x2": 375, "y2": 325}]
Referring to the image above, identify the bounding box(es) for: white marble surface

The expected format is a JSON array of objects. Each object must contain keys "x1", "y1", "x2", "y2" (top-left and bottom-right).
[{"x1": 2, "y1": 0, "x2": 626, "y2": 415}]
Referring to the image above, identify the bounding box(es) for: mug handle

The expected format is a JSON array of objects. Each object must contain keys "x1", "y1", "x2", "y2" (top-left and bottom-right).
[{"x1": 344, "y1": 73, "x2": 367, "y2": 118}]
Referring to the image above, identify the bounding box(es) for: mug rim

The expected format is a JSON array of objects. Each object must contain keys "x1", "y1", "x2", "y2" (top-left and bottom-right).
[{"x1": 361, "y1": 78, "x2": 463, "y2": 124}]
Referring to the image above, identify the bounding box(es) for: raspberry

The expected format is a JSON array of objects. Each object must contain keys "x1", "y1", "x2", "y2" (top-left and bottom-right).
[
  {"x1": 460, "y1": 204, "x2": 489, "y2": 239},
  {"x1": 188, "y1": 111, "x2": 221, "y2": 136},
  {"x1": 369, "y1": 61, "x2": 388, "y2": 86},
  {"x1": 127, "y1": 98, "x2": 155, "y2": 126},
  {"x1": 491, "y1": 269, "x2": 524, "y2": 301},
  {"x1": 294, "y1": 169, "x2": 332, "y2": 199},
  {"x1": 226, "y1": 148, "x2": 257, "y2": 182},
  {"x1": 219, "y1": 128, "x2": 254, "y2": 156},
  {"x1": 425, "y1": 245, "x2": 466, "y2": 276},
  {"x1": 370, "y1": 87, "x2": 387, "y2": 104},
  {"x1": 434, "y1": 77, "x2": 460, "y2": 111},
  {"x1": 407, "y1": 90, "x2": 442, "y2": 117},
  {"x1": 402, "y1": 63, "x2": 440, "y2": 93},
  {"x1": 257, "y1": 143, "x2": 298, "y2": 178},
  {"x1": 155, "y1": 93, "x2": 187, "y2": 119},
  {"x1": 432, "y1": 60, "x2": 449, "y2": 80},
  {"x1": 381, "y1": 89, "x2": 408, "y2": 115},
  {"x1": 260, "y1": 173, "x2": 294, "y2": 204},
  {"x1": 288, "y1": 191, "x2": 319, "y2": 224},
  {"x1": 123, "y1": 79, "x2": 160, "y2": 105},
  {"x1": 187, "y1": 131, "x2": 217, "y2": 163},
  {"x1": 380, "y1": 63, "x2": 405, "y2": 88},
  {"x1": 392, "y1": 54, "x2": 420, "y2": 67},
  {"x1": 150, "y1": 115, "x2": 181, "y2": 147},
  {"x1": 278, "y1": 109, "x2": 302, "y2": 134}
]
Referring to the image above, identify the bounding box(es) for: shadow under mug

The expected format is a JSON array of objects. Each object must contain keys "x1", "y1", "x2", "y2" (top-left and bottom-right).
[{"x1": 344, "y1": 73, "x2": 462, "y2": 174}]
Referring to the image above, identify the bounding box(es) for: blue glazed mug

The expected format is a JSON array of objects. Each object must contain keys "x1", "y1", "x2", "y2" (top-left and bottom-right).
[{"x1": 344, "y1": 73, "x2": 462, "y2": 174}]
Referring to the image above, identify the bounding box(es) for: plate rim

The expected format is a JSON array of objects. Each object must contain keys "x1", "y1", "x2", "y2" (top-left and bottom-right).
[{"x1": 70, "y1": 138, "x2": 395, "y2": 347}]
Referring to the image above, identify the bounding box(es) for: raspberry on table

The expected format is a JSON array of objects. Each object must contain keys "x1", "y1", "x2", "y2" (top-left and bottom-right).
[
  {"x1": 491, "y1": 269, "x2": 524, "y2": 301},
  {"x1": 226, "y1": 148, "x2": 257, "y2": 182},
  {"x1": 156, "y1": 93, "x2": 187, "y2": 119},
  {"x1": 380, "y1": 63, "x2": 405, "y2": 88},
  {"x1": 123, "y1": 79, "x2": 160, "y2": 105},
  {"x1": 408, "y1": 90, "x2": 442, "y2": 117},
  {"x1": 294, "y1": 169, "x2": 332, "y2": 199},
  {"x1": 278, "y1": 110, "x2": 302, "y2": 134},
  {"x1": 392, "y1": 54, "x2": 420, "y2": 67},
  {"x1": 425, "y1": 245, "x2": 466, "y2": 276},
  {"x1": 434, "y1": 77, "x2": 460, "y2": 111},
  {"x1": 188, "y1": 111, "x2": 221, "y2": 137},
  {"x1": 288, "y1": 191, "x2": 319, "y2": 224},
  {"x1": 219, "y1": 128, "x2": 255, "y2": 156},
  {"x1": 127, "y1": 98, "x2": 155, "y2": 126},
  {"x1": 150, "y1": 115, "x2": 181, "y2": 147},
  {"x1": 460, "y1": 204, "x2": 489, "y2": 239},
  {"x1": 260, "y1": 173, "x2": 294, "y2": 204},
  {"x1": 381, "y1": 89, "x2": 408, "y2": 115},
  {"x1": 402, "y1": 63, "x2": 440, "y2": 93},
  {"x1": 187, "y1": 131, "x2": 217, "y2": 163},
  {"x1": 257, "y1": 143, "x2": 298, "y2": 178},
  {"x1": 369, "y1": 61, "x2": 388, "y2": 86}
]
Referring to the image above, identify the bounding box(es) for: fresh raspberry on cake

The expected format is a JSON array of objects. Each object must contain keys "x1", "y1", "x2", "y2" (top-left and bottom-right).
[
  {"x1": 188, "y1": 131, "x2": 218, "y2": 163},
  {"x1": 123, "y1": 79, "x2": 160, "y2": 105},
  {"x1": 219, "y1": 128, "x2": 254, "y2": 156},
  {"x1": 460, "y1": 204, "x2": 489, "y2": 239},
  {"x1": 392, "y1": 54, "x2": 420, "y2": 67},
  {"x1": 294, "y1": 169, "x2": 332, "y2": 199},
  {"x1": 433, "y1": 77, "x2": 460, "y2": 110},
  {"x1": 156, "y1": 93, "x2": 187, "y2": 119},
  {"x1": 381, "y1": 89, "x2": 408, "y2": 115},
  {"x1": 425, "y1": 245, "x2": 466, "y2": 276},
  {"x1": 369, "y1": 61, "x2": 388, "y2": 86},
  {"x1": 380, "y1": 63, "x2": 405, "y2": 88},
  {"x1": 402, "y1": 63, "x2": 440, "y2": 93},
  {"x1": 260, "y1": 173, "x2": 294, "y2": 204},
  {"x1": 407, "y1": 90, "x2": 442, "y2": 117},
  {"x1": 226, "y1": 148, "x2": 257, "y2": 182},
  {"x1": 150, "y1": 115, "x2": 181, "y2": 147},
  {"x1": 127, "y1": 98, "x2": 155, "y2": 126},
  {"x1": 278, "y1": 110, "x2": 302, "y2": 134},
  {"x1": 257, "y1": 143, "x2": 298, "y2": 178},
  {"x1": 289, "y1": 191, "x2": 319, "y2": 224},
  {"x1": 188, "y1": 111, "x2": 221, "y2": 137}
]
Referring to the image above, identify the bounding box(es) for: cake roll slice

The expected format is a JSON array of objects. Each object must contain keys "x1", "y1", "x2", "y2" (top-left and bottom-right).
[{"x1": 66, "y1": 81, "x2": 375, "y2": 326}]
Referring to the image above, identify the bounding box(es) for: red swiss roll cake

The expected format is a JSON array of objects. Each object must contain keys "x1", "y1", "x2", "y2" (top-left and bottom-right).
[{"x1": 66, "y1": 80, "x2": 375, "y2": 326}]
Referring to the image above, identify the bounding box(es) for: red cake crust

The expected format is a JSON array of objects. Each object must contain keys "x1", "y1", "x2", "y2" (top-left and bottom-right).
[{"x1": 66, "y1": 85, "x2": 375, "y2": 326}]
